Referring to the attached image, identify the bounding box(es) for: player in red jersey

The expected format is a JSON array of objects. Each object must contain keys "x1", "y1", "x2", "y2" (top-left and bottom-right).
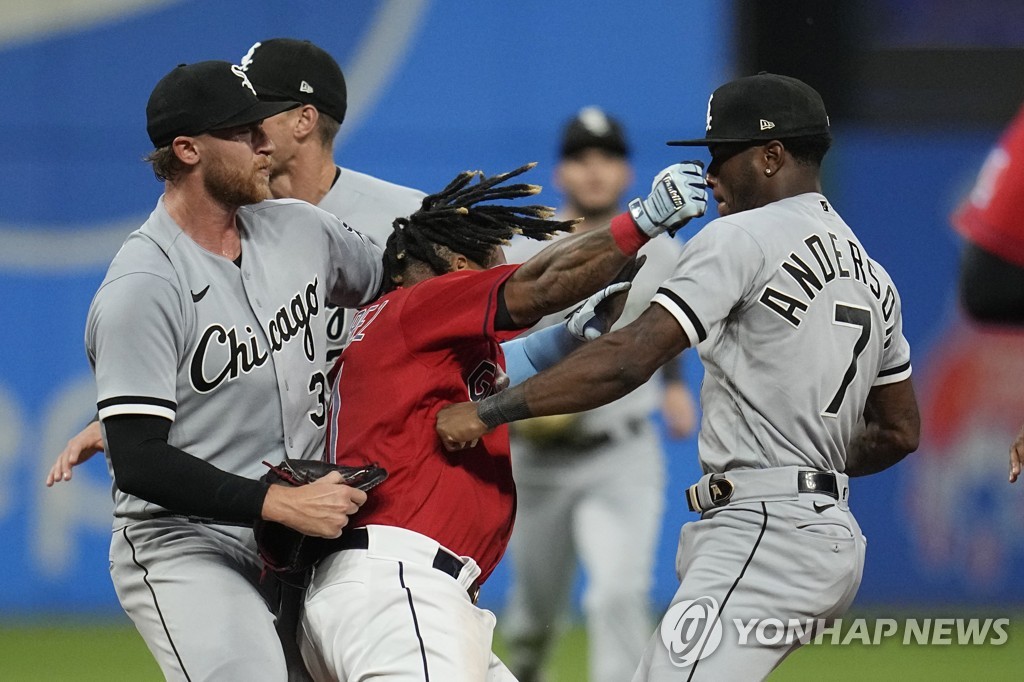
[
  {"x1": 953, "y1": 102, "x2": 1024, "y2": 325},
  {"x1": 949, "y1": 103, "x2": 1024, "y2": 480},
  {"x1": 299, "y1": 162, "x2": 707, "y2": 681}
]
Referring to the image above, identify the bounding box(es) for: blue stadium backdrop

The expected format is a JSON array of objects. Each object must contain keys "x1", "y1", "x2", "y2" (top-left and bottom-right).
[{"x1": 1, "y1": 0, "x2": 1020, "y2": 617}]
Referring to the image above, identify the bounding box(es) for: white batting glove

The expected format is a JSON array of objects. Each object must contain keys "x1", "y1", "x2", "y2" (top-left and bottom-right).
[
  {"x1": 628, "y1": 161, "x2": 707, "y2": 237},
  {"x1": 565, "y1": 281, "x2": 632, "y2": 341}
]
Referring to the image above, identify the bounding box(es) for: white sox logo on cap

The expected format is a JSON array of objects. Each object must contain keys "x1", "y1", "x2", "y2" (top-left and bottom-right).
[
  {"x1": 238, "y1": 41, "x2": 260, "y2": 71},
  {"x1": 230, "y1": 64, "x2": 257, "y2": 96}
]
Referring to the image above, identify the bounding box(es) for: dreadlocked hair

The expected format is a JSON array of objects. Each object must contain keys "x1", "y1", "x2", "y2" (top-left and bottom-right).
[{"x1": 382, "y1": 163, "x2": 578, "y2": 290}]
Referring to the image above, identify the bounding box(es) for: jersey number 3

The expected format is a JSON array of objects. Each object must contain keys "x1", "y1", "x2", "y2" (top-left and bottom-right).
[{"x1": 823, "y1": 302, "x2": 871, "y2": 417}]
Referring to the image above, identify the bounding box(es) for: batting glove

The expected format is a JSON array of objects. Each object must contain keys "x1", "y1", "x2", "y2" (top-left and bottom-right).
[
  {"x1": 565, "y1": 281, "x2": 632, "y2": 341},
  {"x1": 628, "y1": 161, "x2": 707, "y2": 238}
]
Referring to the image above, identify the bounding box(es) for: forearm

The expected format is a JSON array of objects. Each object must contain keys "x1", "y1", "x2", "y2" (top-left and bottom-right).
[
  {"x1": 105, "y1": 415, "x2": 268, "y2": 523},
  {"x1": 845, "y1": 422, "x2": 914, "y2": 477},
  {"x1": 501, "y1": 324, "x2": 582, "y2": 385},
  {"x1": 483, "y1": 330, "x2": 656, "y2": 424},
  {"x1": 507, "y1": 214, "x2": 644, "y2": 324}
]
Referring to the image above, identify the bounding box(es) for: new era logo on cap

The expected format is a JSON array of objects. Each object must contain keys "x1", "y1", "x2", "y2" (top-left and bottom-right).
[
  {"x1": 760, "y1": 119, "x2": 775, "y2": 131},
  {"x1": 299, "y1": 80, "x2": 314, "y2": 94}
]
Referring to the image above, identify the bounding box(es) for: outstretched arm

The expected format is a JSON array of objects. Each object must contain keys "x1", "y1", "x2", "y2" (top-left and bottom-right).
[
  {"x1": 844, "y1": 379, "x2": 920, "y2": 477},
  {"x1": 500, "y1": 163, "x2": 706, "y2": 327},
  {"x1": 437, "y1": 304, "x2": 689, "y2": 447},
  {"x1": 501, "y1": 271, "x2": 636, "y2": 383}
]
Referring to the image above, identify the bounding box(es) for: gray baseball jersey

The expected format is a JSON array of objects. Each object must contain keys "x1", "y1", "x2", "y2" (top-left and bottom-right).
[
  {"x1": 87, "y1": 196, "x2": 382, "y2": 521},
  {"x1": 318, "y1": 166, "x2": 425, "y2": 367},
  {"x1": 652, "y1": 192, "x2": 912, "y2": 474},
  {"x1": 634, "y1": 192, "x2": 901, "y2": 680}
]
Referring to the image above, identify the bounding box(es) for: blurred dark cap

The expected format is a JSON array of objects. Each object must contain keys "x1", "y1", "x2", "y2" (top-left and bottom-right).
[
  {"x1": 146, "y1": 60, "x2": 298, "y2": 147},
  {"x1": 560, "y1": 106, "x2": 629, "y2": 158},
  {"x1": 238, "y1": 38, "x2": 347, "y2": 124}
]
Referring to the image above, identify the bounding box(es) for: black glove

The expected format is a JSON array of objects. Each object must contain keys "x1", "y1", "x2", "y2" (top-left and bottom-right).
[{"x1": 253, "y1": 459, "x2": 387, "y2": 581}]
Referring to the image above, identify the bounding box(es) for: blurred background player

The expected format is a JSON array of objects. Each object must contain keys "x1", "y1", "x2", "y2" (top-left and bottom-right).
[
  {"x1": 948, "y1": 100, "x2": 1024, "y2": 481},
  {"x1": 953, "y1": 100, "x2": 1024, "y2": 326},
  {"x1": 502, "y1": 107, "x2": 697, "y2": 682}
]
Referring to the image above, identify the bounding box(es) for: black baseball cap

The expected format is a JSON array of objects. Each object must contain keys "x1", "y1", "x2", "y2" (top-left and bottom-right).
[
  {"x1": 146, "y1": 60, "x2": 299, "y2": 147},
  {"x1": 560, "y1": 106, "x2": 629, "y2": 158},
  {"x1": 239, "y1": 38, "x2": 348, "y2": 124},
  {"x1": 667, "y1": 73, "x2": 830, "y2": 146}
]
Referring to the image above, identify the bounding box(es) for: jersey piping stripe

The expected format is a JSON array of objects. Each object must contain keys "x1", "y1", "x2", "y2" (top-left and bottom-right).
[
  {"x1": 687, "y1": 502, "x2": 769, "y2": 681},
  {"x1": 652, "y1": 291, "x2": 704, "y2": 347},
  {"x1": 122, "y1": 526, "x2": 192, "y2": 682},
  {"x1": 98, "y1": 396, "x2": 176, "y2": 422},
  {"x1": 878, "y1": 360, "x2": 911, "y2": 377},
  {"x1": 98, "y1": 396, "x2": 176, "y2": 409},
  {"x1": 398, "y1": 561, "x2": 430, "y2": 680},
  {"x1": 873, "y1": 362, "x2": 912, "y2": 387},
  {"x1": 654, "y1": 287, "x2": 707, "y2": 342}
]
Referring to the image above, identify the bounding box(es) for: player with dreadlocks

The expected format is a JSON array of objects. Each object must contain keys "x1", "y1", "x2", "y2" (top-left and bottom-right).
[{"x1": 301, "y1": 160, "x2": 707, "y2": 681}]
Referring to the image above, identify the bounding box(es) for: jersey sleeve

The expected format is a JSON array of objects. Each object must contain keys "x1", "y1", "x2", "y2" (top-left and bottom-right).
[
  {"x1": 320, "y1": 209, "x2": 385, "y2": 309},
  {"x1": 399, "y1": 264, "x2": 525, "y2": 352},
  {"x1": 651, "y1": 221, "x2": 766, "y2": 347},
  {"x1": 875, "y1": 286, "x2": 912, "y2": 386},
  {"x1": 86, "y1": 273, "x2": 185, "y2": 421}
]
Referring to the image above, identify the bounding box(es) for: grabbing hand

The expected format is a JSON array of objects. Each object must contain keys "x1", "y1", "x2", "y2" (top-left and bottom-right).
[
  {"x1": 436, "y1": 402, "x2": 488, "y2": 451},
  {"x1": 566, "y1": 255, "x2": 646, "y2": 341},
  {"x1": 628, "y1": 161, "x2": 707, "y2": 237},
  {"x1": 262, "y1": 472, "x2": 368, "y2": 538}
]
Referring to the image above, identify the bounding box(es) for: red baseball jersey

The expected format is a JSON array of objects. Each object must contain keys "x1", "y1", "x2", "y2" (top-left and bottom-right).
[
  {"x1": 952, "y1": 105, "x2": 1024, "y2": 267},
  {"x1": 326, "y1": 264, "x2": 525, "y2": 581}
]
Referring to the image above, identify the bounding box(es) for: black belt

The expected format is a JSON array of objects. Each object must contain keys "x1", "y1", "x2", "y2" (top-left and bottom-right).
[
  {"x1": 326, "y1": 528, "x2": 480, "y2": 604},
  {"x1": 685, "y1": 470, "x2": 839, "y2": 513}
]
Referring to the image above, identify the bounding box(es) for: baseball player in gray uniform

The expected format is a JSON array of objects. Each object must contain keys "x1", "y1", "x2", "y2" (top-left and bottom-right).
[
  {"x1": 46, "y1": 38, "x2": 423, "y2": 484},
  {"x1": 89, "y1": 60, "x2": 380, "y2": 681},
  {"x1": 437, "y1": 73, "x2": 921, "y2": 680},
  {"x1": 503, "y1": 107, "x2": 695, "y2": 682}
]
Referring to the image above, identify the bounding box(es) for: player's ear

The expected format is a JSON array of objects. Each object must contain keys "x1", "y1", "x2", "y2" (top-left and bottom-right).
[
  {"x1": 293, "y1": 105, "x2": 319, "y2": 141},
  {"x1": 763, "y1": 140, "x2": 784, "y2": 174},
  {"x1": 171, "y1": 136, "x2": 201, "y2": 167},
  {"x1": 450, "y1": 254, "x2": 470, "y2": 272}
]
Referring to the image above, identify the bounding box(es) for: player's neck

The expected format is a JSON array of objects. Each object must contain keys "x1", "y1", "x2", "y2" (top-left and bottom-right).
[
  {"x1": 163, "y1": 184, "x2": 243, "y2": 260},
  {"x1": 271, "y1": 146, "x2": 337, "y2": 205}
]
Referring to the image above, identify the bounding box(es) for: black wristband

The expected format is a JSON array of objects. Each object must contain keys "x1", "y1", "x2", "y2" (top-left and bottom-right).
[{"x1": 477, "y1": 387, "x2": 534, "y2": 429}]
